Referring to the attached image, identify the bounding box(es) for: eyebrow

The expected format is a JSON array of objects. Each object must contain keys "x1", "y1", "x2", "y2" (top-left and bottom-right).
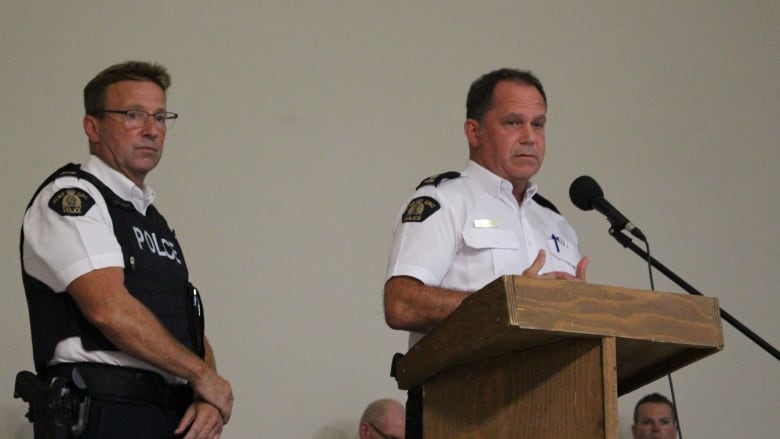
[
  {"x1": 122, "y1": 104, "x2": 168, "y2": 112},
  {"x1": 503, "y1": 111, "x2": 546, "y2": 119}
]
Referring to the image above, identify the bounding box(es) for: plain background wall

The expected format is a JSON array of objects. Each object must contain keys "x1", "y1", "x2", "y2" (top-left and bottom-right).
[{"x1": 1, "y1": 1, "x2": 778, "y2": 437}]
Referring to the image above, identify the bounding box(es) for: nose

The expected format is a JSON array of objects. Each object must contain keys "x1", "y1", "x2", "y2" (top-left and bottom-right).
[
  {"x1": 140, "y1": 115, "x2": 163, "y2": 137},
  {"x1": 518, "y1": 122, "x2": 535, "y2": 144}
]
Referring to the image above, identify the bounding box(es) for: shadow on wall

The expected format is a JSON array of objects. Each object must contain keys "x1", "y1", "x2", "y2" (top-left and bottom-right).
[{"x1": 312, "y1": 418, "x2": 357, "y2": 439}]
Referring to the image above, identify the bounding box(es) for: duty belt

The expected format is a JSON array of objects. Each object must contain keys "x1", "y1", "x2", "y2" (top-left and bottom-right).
[{"x1": 46, "y1": 363, "x2": 192, "y2": 410}]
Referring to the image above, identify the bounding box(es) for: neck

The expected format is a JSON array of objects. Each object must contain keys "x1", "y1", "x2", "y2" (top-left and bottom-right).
[{"x1": 512, "y1": 184, "x2": 528, "y2": 204}]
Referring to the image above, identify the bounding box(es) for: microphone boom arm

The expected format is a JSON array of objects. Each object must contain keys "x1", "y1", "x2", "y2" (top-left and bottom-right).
[{"x1": 608, "y1": 227, "x2": 780, "y2": 362}]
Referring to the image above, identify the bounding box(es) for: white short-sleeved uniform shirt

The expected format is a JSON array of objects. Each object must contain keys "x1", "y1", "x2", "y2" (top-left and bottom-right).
[
  {"x1": 22, "y1": 155, "x2": 183, "y2": 382},
  {"x1": 386, "y1": 160, "x2": 582, "y2": 347}
]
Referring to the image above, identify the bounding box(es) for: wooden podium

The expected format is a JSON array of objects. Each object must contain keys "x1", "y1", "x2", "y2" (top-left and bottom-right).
[{"x1": 393, "y1": 276, "x2": 723, "y2": 438}]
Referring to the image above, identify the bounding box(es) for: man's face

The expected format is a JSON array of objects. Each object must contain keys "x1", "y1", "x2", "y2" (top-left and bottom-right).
[
  {"x1": 466, "y1": 80, "x2": 546, "y2": 192},
  {"x1": 84, "y1": 80, "x2": 167, "y2": 186},
  {"x1": 632, "y1": 402, "x2": 677, "y2": 439}
]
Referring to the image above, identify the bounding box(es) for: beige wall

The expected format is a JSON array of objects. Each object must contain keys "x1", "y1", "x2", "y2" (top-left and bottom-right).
[{"x1": 1, "y1": 1, "x2": 778, "y2": 437}]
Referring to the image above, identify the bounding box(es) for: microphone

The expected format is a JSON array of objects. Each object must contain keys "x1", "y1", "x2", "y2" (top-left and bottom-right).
[{"x1": 569, "y1": 175, "x2": 647, "y2": 241}]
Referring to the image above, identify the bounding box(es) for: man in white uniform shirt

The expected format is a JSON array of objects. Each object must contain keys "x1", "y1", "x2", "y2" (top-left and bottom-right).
[{"x1": 384, "y1": 68, "x2": 589, "y2": 438}]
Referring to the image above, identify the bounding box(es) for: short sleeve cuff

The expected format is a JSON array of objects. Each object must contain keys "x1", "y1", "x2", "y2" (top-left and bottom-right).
[
  {"x1": 56, "y1": 253, "x2": 125, "y2": 292},
  {"x1": 387, "y1": 264, "x2": 439, "y2": 287}
]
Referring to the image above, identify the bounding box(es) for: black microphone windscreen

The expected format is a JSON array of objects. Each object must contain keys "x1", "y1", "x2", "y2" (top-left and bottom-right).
[{"x1": 569, "y1": 175, "x2": 604, "y2": 211}]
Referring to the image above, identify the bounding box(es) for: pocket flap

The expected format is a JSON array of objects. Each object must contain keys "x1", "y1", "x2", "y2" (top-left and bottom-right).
[{"x1": 462, "y1": 228, "x2": 519, "y2": 250}]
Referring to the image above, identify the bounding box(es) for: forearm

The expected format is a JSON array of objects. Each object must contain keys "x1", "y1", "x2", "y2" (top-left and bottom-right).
[
  {"x1": 384, "y1": 275, "x2": 469, "y2": 332},
  {"x1": 99, "y1": 296, "x2": 207, "y2": 381},
  {"x1": 203, "y1": 336, "x2": 217, "y2": 371},
  {"x1": 175, "y1": 338, "x2": 226, "y2": 436},
  {"x1": 68, "y1": 267, "x2": 208, "y2": 382}
]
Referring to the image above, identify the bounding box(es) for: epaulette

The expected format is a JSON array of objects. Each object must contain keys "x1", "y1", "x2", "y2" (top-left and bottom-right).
[
  {"x1": 26, "y1": 162, "x2": 134, "y2": 213},
  {"x1": 532, "y1": 193, "x2": 560, "y2": 215},
  {"x1": 415, "y1": 171, "x2": 461, "y2": 190},
  {"x1": 24, "y1": 163, "x2": 83, "y2": 212}
]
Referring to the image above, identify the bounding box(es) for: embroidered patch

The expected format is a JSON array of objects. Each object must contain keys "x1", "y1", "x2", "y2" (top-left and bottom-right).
[
  {"x1": 48, "y1": 188, "x2": 95, "y2": 216},
  {"x1": 402, "y1": 196, "x2": 440, "y2": 223}
]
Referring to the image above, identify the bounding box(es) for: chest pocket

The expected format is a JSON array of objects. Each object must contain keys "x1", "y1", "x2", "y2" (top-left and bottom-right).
[
  {"x1": 546, "y1": 235, "x2": 578, "y2": 273},
  {"x1": 462, "y1": 228, "x2": 520, "y2": 283}
]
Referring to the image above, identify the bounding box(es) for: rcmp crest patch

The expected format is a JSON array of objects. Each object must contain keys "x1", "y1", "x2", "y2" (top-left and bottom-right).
[
  {"x1": 48, "y1": 188, "x2": 95, "y2": 216},
  {"x1": 402, "y1": 196, "x2": 440, "y2": 223}
]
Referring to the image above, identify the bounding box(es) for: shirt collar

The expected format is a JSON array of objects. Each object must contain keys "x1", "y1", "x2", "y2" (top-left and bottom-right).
[
  {"x1": 464, "y1": 160, "x2": 537, "y2": 205},
  {"x1": 82, "y1": 155, "x2": 156, "y2": 214}
]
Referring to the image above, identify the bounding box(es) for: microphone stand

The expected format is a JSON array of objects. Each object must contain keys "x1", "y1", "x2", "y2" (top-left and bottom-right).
[{"x1": 608, "y1": 227, "x2": 780, "y2": 362}]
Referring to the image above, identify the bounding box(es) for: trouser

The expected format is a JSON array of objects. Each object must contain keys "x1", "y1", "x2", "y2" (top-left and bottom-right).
[
  {"x1": 405, "y1": 385, "x2": 423, "y2": 439},
  {"x1": 76, "y1": 399, "x2": 185, "y2": 439},
  {"x1": 390, "y1": 352, "x2": 423, "y2": 439}
]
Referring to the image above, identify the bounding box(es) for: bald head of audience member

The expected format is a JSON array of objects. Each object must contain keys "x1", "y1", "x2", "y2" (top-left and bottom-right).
[{"x1": 359, "y1": 398, "x2": 405, "y2": 439}]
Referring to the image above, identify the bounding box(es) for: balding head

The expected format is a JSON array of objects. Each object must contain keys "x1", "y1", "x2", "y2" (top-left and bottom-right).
[{"x1": 359, "y1": 398, "x2": 405, "y2": 439}]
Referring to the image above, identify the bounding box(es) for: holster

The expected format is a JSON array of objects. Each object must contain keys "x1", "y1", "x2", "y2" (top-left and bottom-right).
[{"x1": 14, "y1": 370, "x2": 90, "y2": 439}]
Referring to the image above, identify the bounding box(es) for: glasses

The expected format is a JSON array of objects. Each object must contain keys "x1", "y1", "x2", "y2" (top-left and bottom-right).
[
  {"x1": 98, "y1": 109, "x2": 178, "y2": 130},
  {"x1": 368, "y1": 422, "x2": 401, "y2": 439}
]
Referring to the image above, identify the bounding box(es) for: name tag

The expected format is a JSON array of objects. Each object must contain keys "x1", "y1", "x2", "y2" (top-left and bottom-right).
[{"x1": 474, "y1": 219, "x2": 498, "y2": 228}]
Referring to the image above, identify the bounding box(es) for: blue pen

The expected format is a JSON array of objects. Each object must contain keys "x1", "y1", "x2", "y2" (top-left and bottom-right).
[{"x1": 551, "y1": 234, "x2": 560, "y2": 252}]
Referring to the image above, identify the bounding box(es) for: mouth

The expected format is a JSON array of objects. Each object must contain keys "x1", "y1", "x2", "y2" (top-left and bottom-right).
[
  {"x1": 135, "y1": 144, "x2": 159, "y2": 153},
  {"x1": 512, "y1": 148, "x2": 536, "y2": 157}
]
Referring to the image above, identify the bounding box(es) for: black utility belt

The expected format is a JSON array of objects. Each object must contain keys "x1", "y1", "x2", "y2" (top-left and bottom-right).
[{"x1": 46, "y1": 362, "x2": 192, "y2": 410}]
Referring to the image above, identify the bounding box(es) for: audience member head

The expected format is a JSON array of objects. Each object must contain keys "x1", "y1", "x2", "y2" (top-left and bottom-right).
[
  {"x1": 632, "y1": 393, "x2": 678, "y2": 439},
  {"x1": 359, "y1": 398, "x2": 405, "y2": 439}
]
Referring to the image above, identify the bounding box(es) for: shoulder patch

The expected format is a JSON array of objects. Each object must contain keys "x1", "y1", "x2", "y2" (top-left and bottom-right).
[
  {"x1": 48, "y1": 188, "x2": 96, "y2": 216},
  {"x1": 532, "y1": 193, "x2": 560, "y2": 214},
  {"x1": 402, "y1": 196, "x2": 440, "y2": 223},
  {"x1": 416, "y1": 171, "x2": 461, "y2": 189}
]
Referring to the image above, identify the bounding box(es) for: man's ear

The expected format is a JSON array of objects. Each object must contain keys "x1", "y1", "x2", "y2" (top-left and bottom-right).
[
  {"x1": 464, "y1": 118, "x2": 480, "y2": 150},
  {"x1": 83, "y1": 115, "x2": 100, "y2": 143},
  {"x1": 358, "y1": 423, "x2": 369, "y2": 439}
]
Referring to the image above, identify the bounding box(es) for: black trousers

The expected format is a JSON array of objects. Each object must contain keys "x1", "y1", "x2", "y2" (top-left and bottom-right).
[
  {"x1": 77, "y1": 398, "x2": 186, "y2": 439},
  {"x1": 405, "y1": 385, "x2": 423, "y2": 439}
]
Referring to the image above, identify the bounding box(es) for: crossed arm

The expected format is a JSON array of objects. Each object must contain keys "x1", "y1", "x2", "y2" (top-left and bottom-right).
[{"x1": 67, "y1": 267, "x2": 233, "y2": 438}]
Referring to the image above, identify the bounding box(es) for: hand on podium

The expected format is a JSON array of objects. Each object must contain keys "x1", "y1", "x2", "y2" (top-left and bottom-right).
[{"x1": 522, "y1": 249, "x2": 589, "y2": 282}]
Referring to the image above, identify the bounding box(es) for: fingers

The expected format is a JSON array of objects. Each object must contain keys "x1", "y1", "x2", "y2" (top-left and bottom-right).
[
  {"x1": 175, "y1": 406, "x2": 196, "y2": 435},
  {"x1": 523, "y1": 250, "x2": 589, "y2": 282},
  {"x1": 179, "y1": 402, "x2": 224, "y2": 439},
  {"x1": 215, "y1": 386, "x2": 233, "y2": 425},
  {"x1": 522, "y1": 251, "x2": 570, "y2": 280},
  {"x1": 192, "y1": 369, "x2": 233, "y2": 424},
  {"x1": 522, "y1": 250, "x2": 546, "y2": 277},
  {"x1": 551, "y1": 255, "x2": 588, "y2": 281},
  {"x1": 576, "y1": 256, "x2": 590, "y2": 281},
  {"x1": 551, "y1": 271, "x2": 577, "y2": 281}
]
